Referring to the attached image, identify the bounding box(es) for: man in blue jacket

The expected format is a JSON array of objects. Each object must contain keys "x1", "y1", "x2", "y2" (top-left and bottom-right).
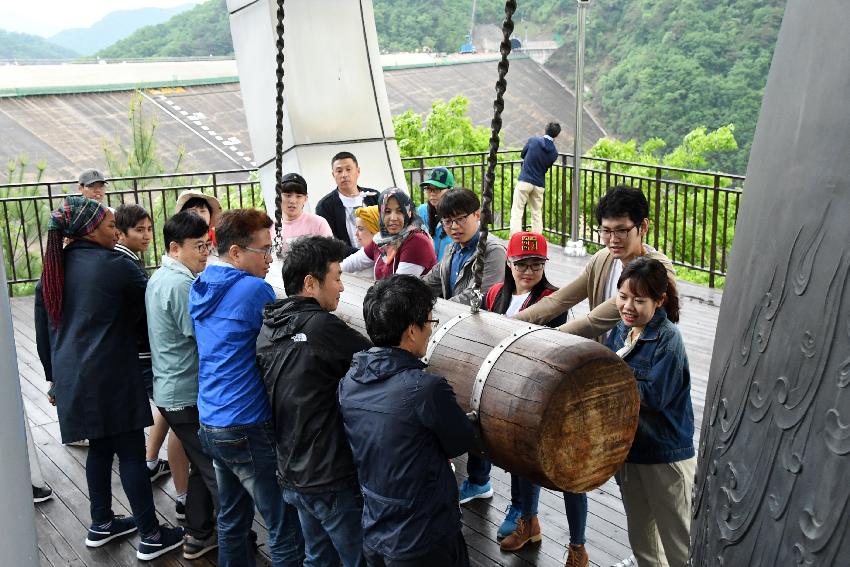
[
  {"x1": 509, "y1": 122, "x2": 561, "y2": 235},
  {"x1": 189, "y1": 209, "x2": 304, "y2": 567},
  {"x1": 339, "y1": 275, "x2": 476, "y2": 566}
]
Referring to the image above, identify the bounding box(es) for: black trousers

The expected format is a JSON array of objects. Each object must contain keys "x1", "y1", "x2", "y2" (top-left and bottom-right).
[
  {"x1": 364, "y1": 530, "x2": 469, "y2": 567},
  {"x1": 159, "y1": 405, "x2": 218, "y2": 540}
]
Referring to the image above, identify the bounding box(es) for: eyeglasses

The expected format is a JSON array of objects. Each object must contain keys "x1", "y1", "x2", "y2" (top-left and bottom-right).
[
  {"x1": 440, "y1": 212, "x2": 474, "y2": 229},
  {"x1": 193, "y1": 241, "x2": 214, "y2": 254},
  {"x1": 512, "y1": 261, "x2": 546, "y2": 273},
  {"x1": 241, "y1": 245, "x2": 274, "y2": 259},
  {"x1": 424, "y1": 185, "x2": 446, "y2": 193},
  {"x1": 425, "y1": 318, "x2": 440, "y2": 328},
  {"x1": 594, "y1": 225, "x2": 638, "y2": 240}
]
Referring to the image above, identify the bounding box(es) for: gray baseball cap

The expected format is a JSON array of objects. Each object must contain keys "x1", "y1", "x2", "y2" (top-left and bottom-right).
[{"x1": 78, "y1": 169, "x2": 108, "y2": 186}]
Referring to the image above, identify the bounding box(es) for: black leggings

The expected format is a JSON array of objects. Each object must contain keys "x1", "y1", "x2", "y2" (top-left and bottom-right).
[{"x1": 86, "y1": 429, "x2": 158, "y2": 536}]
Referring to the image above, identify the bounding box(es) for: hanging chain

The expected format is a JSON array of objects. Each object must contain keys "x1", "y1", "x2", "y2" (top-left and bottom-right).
[
  {"x1": 471, "y1": 0, "x2": 516, "y2": 311},
  {"x1": 273, "y1": 0, "x2": 286, "y2": 259}
]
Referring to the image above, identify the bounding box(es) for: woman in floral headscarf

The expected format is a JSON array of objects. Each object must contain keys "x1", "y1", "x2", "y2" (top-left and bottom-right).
[
  {"x1": 34, "y1": 195, "x2": 183, "y2": 558},
  {"x1": 342, "y1": 187, "x2": 437, "y2": 279}
]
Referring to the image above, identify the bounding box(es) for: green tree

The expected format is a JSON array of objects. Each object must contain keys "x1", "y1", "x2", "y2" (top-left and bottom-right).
[
  {"x1": 1, "y1": 155, "x2": 49, "y2": 295},
  {"x1": 586, "y1": 125, "x2": 740, "y2": 286}
]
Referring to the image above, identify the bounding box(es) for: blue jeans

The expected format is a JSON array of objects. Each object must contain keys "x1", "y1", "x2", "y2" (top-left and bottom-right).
[
  {"x1": 509, "y1": 475, "x2": 587, "y2": 545},
  {"x1": 199, "y1": 421, "x2": 304, "y2": 567},
  {"x1": 283, "y1": 485, "x2": 365, "y2": 567},
  {"x1": 466, "y1": 454, "x2": 491, "y2": 486}
]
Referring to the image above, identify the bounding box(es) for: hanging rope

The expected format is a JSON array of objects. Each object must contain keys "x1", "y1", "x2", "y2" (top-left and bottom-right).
[
  {"x1": 273, "y1": 0, "x2": 286, "y2": 258},
  {"x1": 471, "y1": 0, "x2": 516, "y2": 312}
]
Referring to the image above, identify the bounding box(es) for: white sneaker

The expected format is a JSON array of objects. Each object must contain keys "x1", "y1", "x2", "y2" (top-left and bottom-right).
[{"x1": 611, "y1": 555, "x2": 637, "y2": 567}]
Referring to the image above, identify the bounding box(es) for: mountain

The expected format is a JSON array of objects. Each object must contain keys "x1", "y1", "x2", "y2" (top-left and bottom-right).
[
  {"x1": 96, "y1": 0, "x2": 233, "y2": 59},
  {"x1": 545, "y1": 0, "x2": 786, "y2": 174},
  {"x1": 0, "y1": 29, "x2": 78, "y2": 60},
  {"x1": 93, "y1": 0, "x2": 785, "y2": 174},
  {"x1": 50, "y1": 4, "x2": 197, "y2": 56}
]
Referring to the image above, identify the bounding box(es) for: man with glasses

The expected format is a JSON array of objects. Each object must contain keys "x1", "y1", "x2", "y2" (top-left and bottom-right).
[
  {"x1": 146, "y1": 212, "x2": 220, "y2": 559},
  {"x1": 515, "y1": 185, "x2": 675, "y2": 342},
  {"x1": 257, "y1": 236, "x2": 372, "y2": 567},
  {"x1": 422, "y1": 188, "x2": 507, "y2": 306},
  {"x1": 339, "y1": 275, "x2": 476, "y2": 567},
  {"x1": 189, "y1": 209, "x2": 305, "y2": 566}
]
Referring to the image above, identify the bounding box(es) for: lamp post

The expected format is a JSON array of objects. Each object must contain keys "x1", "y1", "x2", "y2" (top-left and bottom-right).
[{"x1": 566, "y1": 0, "x2": 591, "y2": 257}]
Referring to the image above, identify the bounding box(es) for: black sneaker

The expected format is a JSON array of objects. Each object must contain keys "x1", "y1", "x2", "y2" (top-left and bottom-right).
[
  {"x1": 175, "y1": 499, "x2": 186, "y2": 521},
  {"x1": 137, "y1": 525, "x2": 185, "y2": 561},
  {"x1": 33, "y1": 485, "x2": 53, "y2": 503},
  {"x1": 148, "y1": 459, "x2": 171, "y2": 482},
  {"x1": 183, "y1": 533, "x2": 218, "y2": 559},
  {"x1": 85, "y1": 515, "x2": 137, "y2": 547}
]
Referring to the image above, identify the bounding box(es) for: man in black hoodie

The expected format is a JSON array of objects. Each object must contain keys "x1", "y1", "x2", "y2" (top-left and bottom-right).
[{"x1": 257, "y1": 236, "x2": 372, "y2": 567}]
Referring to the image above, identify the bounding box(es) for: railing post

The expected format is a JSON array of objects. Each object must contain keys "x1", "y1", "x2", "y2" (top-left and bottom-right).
[
  {"x1": 654, "y1": 168, "x2": 662, "y2": 248},
  {"x1": 605, "y1": 160, "x2": 612, "y2": 193},
  {"x1": 709, "y1": 174, "x2": 720, "y2": 288},
  {"x1": 560, "y1": 154, "x2": 568, "y2": 247}
]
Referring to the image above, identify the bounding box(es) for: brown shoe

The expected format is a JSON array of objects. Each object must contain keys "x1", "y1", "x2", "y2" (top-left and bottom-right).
[
  {"x1": 499, "y1": 515, "x2": 541, "y2": 551},
  {"x1": 565, "y1": 543, "x2": 589, "y2": 567}
]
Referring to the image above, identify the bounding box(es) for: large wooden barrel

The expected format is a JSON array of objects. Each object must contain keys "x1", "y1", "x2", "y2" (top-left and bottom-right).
[{"x1": 268, "y1": 271, "x2": 639, "y2": 493}]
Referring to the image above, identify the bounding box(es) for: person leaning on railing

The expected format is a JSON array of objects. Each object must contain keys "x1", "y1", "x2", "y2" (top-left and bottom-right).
[{"x1": 513, "y1": 184, "x2": 676, "y2": 341}]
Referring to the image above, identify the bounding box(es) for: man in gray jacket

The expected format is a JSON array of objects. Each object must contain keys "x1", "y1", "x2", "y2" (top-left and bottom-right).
[
  {"x1": 420, "y1": 187, "x2": 506, "y2": 506},
  {"x1": 421, "y1": 188, "x2": 506, "y2": 305}
]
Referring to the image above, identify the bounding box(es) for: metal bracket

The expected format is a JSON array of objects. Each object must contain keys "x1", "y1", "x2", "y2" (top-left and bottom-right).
[
  {"x1": 421, "y1": 312, "x2": 474, "y2": 365},
  {"x1": 469, "y1": 325, "x2": 545, "y2": 414}
]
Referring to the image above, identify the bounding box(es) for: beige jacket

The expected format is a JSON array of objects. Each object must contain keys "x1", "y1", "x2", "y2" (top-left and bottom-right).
[{"x1": 514, "y1": 246, "x2": 675, "y2": 340}]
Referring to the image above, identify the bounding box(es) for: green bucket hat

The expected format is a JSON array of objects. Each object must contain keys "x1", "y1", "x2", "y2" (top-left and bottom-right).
[{"x1": 419, "y1": 166, "x2": 454, "y2": 190}]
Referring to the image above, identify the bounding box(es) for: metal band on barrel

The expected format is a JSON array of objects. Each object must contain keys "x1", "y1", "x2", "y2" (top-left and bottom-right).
[
  {"x1": 422, "y1": 313, "x2": 474, "y2": 365},
  {"x1": 470, "y1": 326, "x2": 545, "y2": 414}
]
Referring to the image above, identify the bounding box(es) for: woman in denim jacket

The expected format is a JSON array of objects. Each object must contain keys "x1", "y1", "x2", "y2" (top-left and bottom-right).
[{"x1": 606, "y1": 257, "x2": 695, "y2": 567}]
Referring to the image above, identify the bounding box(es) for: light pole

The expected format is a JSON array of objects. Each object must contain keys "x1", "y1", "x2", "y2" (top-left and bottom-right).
[{"x1": 566, "y1": 0, "x2": 590, "y2": 257}]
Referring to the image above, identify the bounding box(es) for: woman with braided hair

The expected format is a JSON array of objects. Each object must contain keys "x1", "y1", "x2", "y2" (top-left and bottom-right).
[{"x1": 34, "y1": 195, "x2": 184, "y2": 560}]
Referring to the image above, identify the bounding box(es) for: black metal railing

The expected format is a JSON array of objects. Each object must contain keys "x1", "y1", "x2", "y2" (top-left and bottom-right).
[
  {"x1": 402, "y1": 151, "x2": 743, "y2": 288},
  {"x1": 0, "y1": 169, "x2": 261, "y2": 295},
  {"x1": 1, "y1": 155, "x2": 743, "y2": 295}
]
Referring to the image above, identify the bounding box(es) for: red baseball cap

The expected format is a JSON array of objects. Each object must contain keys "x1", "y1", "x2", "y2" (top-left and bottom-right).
[{"x1": 507, "y1": 232, "x2": 548, "y2": 260}]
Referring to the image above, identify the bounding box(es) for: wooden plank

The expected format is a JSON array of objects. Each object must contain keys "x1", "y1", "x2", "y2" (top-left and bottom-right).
[{"x1": 34, "y1": 506, "x2": 87, "y2": 567}]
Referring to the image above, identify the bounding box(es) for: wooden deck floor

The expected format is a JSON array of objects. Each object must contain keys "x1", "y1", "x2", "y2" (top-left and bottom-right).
[{"x1": 11, "y1": 249, "x2": 721, "y2": 567}]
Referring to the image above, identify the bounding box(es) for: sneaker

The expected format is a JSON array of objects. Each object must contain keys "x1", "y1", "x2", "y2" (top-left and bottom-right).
[
  {"x1": 183, "y1": 533, "x2": 218, "y2": 560},
  {"x1": 148, "y1": 459, "x2": 171, "y2": 482},
  {"x1": 33, "y1": 484, "x2": 53, "y2": 503},
  {"x1": 566, "y1": 543, "x2": 590, "y2": 567},
  {"x1": 458, "y1": 479, "x2": 494, "y2": 504},
  {"x1": 500, "y1": 515, "x2": 541, "y2": 551},
  {"x1": 497, "y1": 505, "x2": 521, "y2": 540},
  {"x1": 67, "y1": 439, "x2": 89, "y2": 447},
  {"x1": 611, "y1": 555, "x2": 637, "y2": 567},
  {"x1": 137, "y1": 525, "x2": 185, "y2": 561},
  {"x1": 85, "y1": 516, "x2": 137, "y2": 547},
  {"x1": 175, "y1": 500, "x2": 185, "y2": 521}
]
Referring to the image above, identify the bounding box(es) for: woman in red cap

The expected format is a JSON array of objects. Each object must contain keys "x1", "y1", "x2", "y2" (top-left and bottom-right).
[{"x1": 479, "y1": 231, "x2": 590, "y2": 567}]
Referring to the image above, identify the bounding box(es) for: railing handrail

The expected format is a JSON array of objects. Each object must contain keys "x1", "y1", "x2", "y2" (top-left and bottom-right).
[
  {"x1": 0, "y1": 168, "x2": 253, "y2": 190},
  {"x1": 2, "y1": 153, "x2": 743, "y2": 292}
]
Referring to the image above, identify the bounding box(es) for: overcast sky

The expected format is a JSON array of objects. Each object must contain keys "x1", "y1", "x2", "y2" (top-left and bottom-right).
[{"x1": 2, "y1": 0, "x2": 203, "y2": 37}]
